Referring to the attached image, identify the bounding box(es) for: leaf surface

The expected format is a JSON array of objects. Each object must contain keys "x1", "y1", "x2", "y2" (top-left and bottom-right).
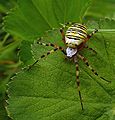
[
  {"x1": 4, "y1": 0, "x2": 92, "y2": 41},
  {"x1": 8, "y1": 19, "x2": 115, "y2": 120},
  {"x1": 85, "y1": 0, "x2": 115, "y2": 20}
]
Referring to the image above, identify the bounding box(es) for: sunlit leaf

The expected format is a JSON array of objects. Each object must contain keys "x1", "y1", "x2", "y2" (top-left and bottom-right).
[
  {"x1": 85, "y1": 0, "x2": 115, "y2": 20},
  {"x1": 4, "y1": 0, "x2": 92, "y2": 41}
]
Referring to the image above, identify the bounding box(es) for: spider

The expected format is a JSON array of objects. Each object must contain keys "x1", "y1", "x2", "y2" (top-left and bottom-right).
[{"x1": 28, "y1": 22, "x2": 110, "y2": 110}]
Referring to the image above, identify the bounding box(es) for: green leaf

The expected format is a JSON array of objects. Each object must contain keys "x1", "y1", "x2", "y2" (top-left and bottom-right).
[
  {"x1": 19, "y1": 40, "x2": 34, "y2": 65},
  {"x1": 85, "y1": 0, "x2": 115, "y2": 20},
  {"x1": 0, "y1": 0, "x2": 16, "y2": 13},
  {"x1": 4, "y1": 0, "x2": 92, "y2": 64},
  {"x1": 0, "y1": 77, "x2": 10, "y2": 120},
  {"x1": 4, "y1": 0, "x2": 92, "y2": 41},
  {"x1": 7, "y1": 19, "x2": 115, "y2": 120}
]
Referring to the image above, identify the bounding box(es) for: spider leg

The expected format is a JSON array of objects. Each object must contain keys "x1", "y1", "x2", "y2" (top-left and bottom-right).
[
  {"x1": 28, "y1": 48, "x2": 58, "y2": 70},
  {"x1": 28, "y1": 43, "x2": 66, "y2": 70},
  {"x1": 60, "y1": 28, "x2": 65, "y2": 44},
  {"x1": 60, "y1": 22, "x2": 74, "y2": 44},
  {"x1": 77, "y1": 54, "x2": 111, "y2": 83},
  {"x1": 87, "y1": 29, "x2": 98, "y2": 39},
  {"x1": 74, "y1": 56, "x2": 84, "y2": 110},
  {"x1": 84, "y1": 45, "x2": 97, "y2": 54},
  {"x1": 37, "y1": 41, "x2": 66, "y2": 55}
]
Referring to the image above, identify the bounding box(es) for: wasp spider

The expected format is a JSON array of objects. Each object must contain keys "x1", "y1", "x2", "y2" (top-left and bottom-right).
[{"x1": 28, "y1": 22, "x2": 110, "y2": 110}]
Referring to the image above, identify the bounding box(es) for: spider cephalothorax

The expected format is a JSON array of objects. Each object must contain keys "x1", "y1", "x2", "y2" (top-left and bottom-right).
[{"x1": 28, "y1": 22, "x2": 110, "y2": 110}]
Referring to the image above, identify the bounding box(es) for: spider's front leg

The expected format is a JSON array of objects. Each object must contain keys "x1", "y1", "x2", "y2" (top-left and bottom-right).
[
  {"x1": 60, "y1": 28, "x2": 65, "y2": 44},
  {"x1": 28, "y1": 41, "x2": 66, "y2": 70},
  {"x1": 74, "y1": 55, "x2": 84, "y2": 110},
  {"x1": 84, "y1": 45, "x2": 97, "y2": 54},
  {"x1": 28, "y1": 48, "x2": 58, "y2": 70},
  {"x1": 82, "y1": 29, "x2": 98, "y2": 54},
  {"x1": 60, "y1": 22, "x2": 73, "y2": 44},
  {"x1": 87, "y1": 29, "x2": 98, "y2": 39}
]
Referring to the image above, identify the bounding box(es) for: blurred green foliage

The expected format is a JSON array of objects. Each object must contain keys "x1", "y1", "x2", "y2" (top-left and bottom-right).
[{"x1": 0, "y1": 0, "x2": 19, "y2": 119}]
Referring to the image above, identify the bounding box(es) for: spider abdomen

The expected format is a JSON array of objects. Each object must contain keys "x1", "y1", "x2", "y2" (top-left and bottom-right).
[{"x1": 65, "y1": 23, "x2": 87, "y2": 48}]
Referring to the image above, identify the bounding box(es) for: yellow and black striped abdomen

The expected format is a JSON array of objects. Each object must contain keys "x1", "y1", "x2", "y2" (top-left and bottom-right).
[{"x1": 65, "y1": 23, "x2": 87, "y2": 48}]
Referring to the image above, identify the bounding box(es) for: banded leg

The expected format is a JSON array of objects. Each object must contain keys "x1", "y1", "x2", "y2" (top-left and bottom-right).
[
  {"x1": 74, "y1": 56, "x2": 84, "y2": 110},
  {"x1": 77, "y1": 54, "x2": 111, "y2": 83},
  {"x1": 60, "y1": 22, "x2": 74, "y2": 44},
  {"x1": 60, "y1": 28, "x2": 65, "y2": 43},
  {"x1": 87, "y1": 29, "x2": 98, "y2": 39},
  {"x1": 37, "y1": 41, "x2": 66, "y2": 55},
  {"x1": 84, "y1": 45, "x2": 97, "y2": 54},
  {"x1": 28, "y1": 43, "x2": 66, "y2": 70},
  {"x1": 60, "y1": 22, "x2": 72, "y2": 28},
  {"x1": 28, "y1": 48, "x2": 59, "y2": 70}
]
